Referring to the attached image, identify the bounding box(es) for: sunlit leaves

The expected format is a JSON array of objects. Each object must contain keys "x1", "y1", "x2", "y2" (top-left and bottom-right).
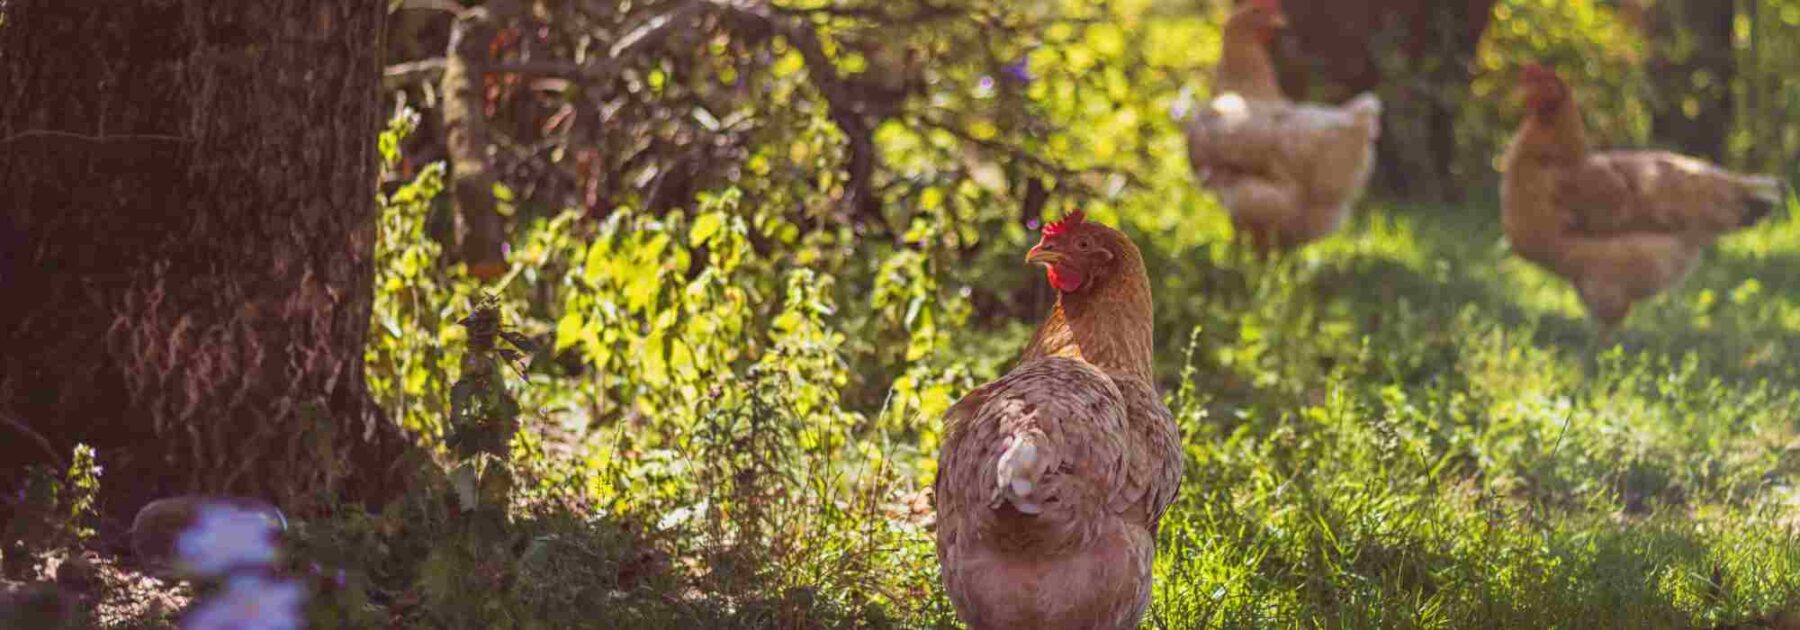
[
  {"x1": 1471, "y1": 0, "x2": 1650, "y2": 173},
  {"x1": 368, "y1": 111, "x2": 470, "y2": 443},
  {"x1": 771, "y1": 49, "x2": 806, "y2": 78},
  {"x1": 688, "y1": 211, "x2": 724, "y2": 246}
]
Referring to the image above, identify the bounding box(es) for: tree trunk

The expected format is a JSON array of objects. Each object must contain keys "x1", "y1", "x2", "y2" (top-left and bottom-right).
[
  {"x1": 443, "y1": 6, "x2": 511, "y2": 281},
  {"x1": 0, "y1": 0, "x2": 412, "y2": 530},
  {"x1": 1641, "y1": 0, "x2": 1736, "y2": 163},
  {"x1": 1262, "y1": 0, "x2": 1498, "y2": 202}
]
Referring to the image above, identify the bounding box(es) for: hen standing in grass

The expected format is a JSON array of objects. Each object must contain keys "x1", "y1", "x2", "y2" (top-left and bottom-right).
[
  {"x1": 934, "y1": 211, "x2": 1183, "y2": 630},
  {"x1": 1182, "y1": 0, "x2": 1382, "y2": 254},
  {"x1": 1501, "y1": 63, "x2": 1785, "y2": 338}
]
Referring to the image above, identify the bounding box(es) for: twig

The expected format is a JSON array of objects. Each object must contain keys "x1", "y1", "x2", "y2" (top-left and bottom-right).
[
  {"x1": 1546, "y1": 403, "x2": 1576, "y2": 459},
  {"x1": 383, "y1": 2, "x2": 709, "y2": 90},
  {"x1": 384, "y1": 59, "x2": 586, "y2": 88},
  {"x1": 397, "y1": 0, "x2": 462, "y2": 12},
  {"x1": 1, "y1": 410, "x2": 67, "y2": 469},
  {"x1": 0, "y1": 129, "x2": 190, "y2": 146},
  {"x1": 766, "y1": 0, "x2": 963, "y2": 24}
]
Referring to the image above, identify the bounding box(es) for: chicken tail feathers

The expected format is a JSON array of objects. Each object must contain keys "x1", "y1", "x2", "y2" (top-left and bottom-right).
[
  {"x1": 1741, "y1": 175, "x2": 1786, "y2": 227},
  {"x1": 1345, "y1": 92, "x2": 1382, "y2": 140},
  {"x1": 989, "y1": 429, "x2": 1053, "y2": 515}
]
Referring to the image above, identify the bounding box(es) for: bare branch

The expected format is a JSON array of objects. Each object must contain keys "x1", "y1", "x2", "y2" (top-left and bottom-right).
[
  {"x1": 383, "y1": 58, "x2": 448, "y2": 87},
  {"x1": 385, "y1": 3, "x2": 707, "y2": 90},
  {"x1": 766, "y1": 0, "x2": 965, "y2": 24},
  {"x1": 396, "y1": 0, "x2": 462, "y2": 12},
  {"x1": 1, "y1": 410, "x2": 67, "y2": 470},
  {"x1": 0, "y1": 129, "x2": 191, "y2": 146}
]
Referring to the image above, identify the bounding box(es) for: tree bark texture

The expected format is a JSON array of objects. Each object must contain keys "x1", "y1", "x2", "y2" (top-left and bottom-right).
[
  {"x1": 1256, "y1": 0, "x2": 1498, "y2": 201},
  {"x1": 0, "y1": 0, "x2": 412, "y2": 526},
  {"x1": 443, "y1": 6, "x2": 511, "y2": 281}
]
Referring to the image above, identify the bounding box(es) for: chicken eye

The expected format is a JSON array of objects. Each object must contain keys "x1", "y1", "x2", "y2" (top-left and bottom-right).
[{"x1": 1076, "y1": 238, "x2": 1093, "y2": 251}]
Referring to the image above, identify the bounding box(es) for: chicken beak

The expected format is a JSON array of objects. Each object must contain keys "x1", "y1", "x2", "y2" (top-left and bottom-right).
[{"x1": 1026, "y1": 244, "x2": 1062, "y2": 266}]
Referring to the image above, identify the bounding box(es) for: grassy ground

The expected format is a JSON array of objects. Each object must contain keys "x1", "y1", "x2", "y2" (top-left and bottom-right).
[{"x1": 1127, "y1": 195, "x2": 1800, "y2": 628}]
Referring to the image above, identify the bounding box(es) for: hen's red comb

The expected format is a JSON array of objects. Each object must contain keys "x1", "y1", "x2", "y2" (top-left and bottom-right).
[
  {"x1": 1521, "y1": 63, "x2": 1557, "y2": 82},
  {"x1": 1043, "y1": 209, "x2": 1086, "y2": 237}
]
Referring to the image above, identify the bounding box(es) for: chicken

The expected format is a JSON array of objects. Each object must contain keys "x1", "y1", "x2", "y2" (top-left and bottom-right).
[
  {"x1": 1211, "y1": 0, "x2": 1285, "y2": 101},
  {"x1": 1501, "y1": 63, "x2": 1785, "y2": 337},
  {"x1": 1183, "y1": 0, "x2": 1383, "y2": 253},
  {"x1": 934, "y1": 211, "x2": 1183, "y2": 630}
]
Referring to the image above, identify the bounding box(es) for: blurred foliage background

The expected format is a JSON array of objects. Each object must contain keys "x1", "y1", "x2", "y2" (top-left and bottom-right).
[{"x1": 338, "y1": 0, "x2": 1800, "y2": 627}]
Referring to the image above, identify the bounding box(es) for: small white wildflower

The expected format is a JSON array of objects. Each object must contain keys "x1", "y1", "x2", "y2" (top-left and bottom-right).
[
  {"x1": 1170, "y1": 86, "x2": 1197, "y2": 121},
  {"x1": 176, "y1": 504, "x2": 281, "y2": 577},
  {"x1": 182, "y1": 574, "x2": 306, "y2": 630}
]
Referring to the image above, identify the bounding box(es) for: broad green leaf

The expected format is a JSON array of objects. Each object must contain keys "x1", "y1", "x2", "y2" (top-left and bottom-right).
[
  {"x1": 554, "y1": 311, "x2": 583, "y2": 352},
  {"x1": 690, "y1": 212, "x2": 724, "y2": 247}
]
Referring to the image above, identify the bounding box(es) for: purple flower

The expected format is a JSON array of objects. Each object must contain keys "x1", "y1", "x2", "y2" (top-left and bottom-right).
[
  {"x1": 1004, "y1": 57, "x2": 1033, "y2": 83},
  {"x1": 1170, "y1": 87, "x2": 1197, "y2": 121},
  {"x1": 1170, "y1": 98, "x2": 1191, "y2": 121},
  {"x1": 182, "y1": 574, "x2": 307, "y2": 630},
  {"x1": 176, "y1": 504, "x2": 282, "y2": 577}
]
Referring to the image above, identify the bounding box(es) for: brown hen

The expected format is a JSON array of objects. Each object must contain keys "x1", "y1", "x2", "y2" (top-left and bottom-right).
[
  {"x1": 1501, "y1": 64, "x2": 1785, "y2": 336},
  {"x1": 1212, "y1": 0, "x2": 1286, "y2": 102},
  {"x1": 1184, "y1": 0, "x2": 1383, "y2": 253},
  {"x1": 934, "y1": 211, "x2": 1183, "y2": 630}
]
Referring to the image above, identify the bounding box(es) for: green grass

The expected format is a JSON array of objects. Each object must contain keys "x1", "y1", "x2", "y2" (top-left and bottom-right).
[{"x1": 1126, "y1": 196, "x2": 1800, "y2": 628}]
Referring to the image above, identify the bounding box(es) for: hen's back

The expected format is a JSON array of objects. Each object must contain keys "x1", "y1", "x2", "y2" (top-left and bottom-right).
[
  {"x1": 935, "y1": 357, "x2": 1165, "y2": 630},
  {"x1": 1186, "y1": 92, "x2": 1381, "y2": 246},
  {"x1": 1560, "y1": 150, "x2": 1784, "y2": 242}
]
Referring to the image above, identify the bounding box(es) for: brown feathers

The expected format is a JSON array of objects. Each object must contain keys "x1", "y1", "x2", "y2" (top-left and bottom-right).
[
  {"x1": 935, "y1": 220, "x2": 1182, "y2": 630},
  {"x1": 1188, "y1": 0, "x2": 1380, "y2": 253},
  {"x1": 1501, "y1": 64, "x2": 1781, "y2": 331}
]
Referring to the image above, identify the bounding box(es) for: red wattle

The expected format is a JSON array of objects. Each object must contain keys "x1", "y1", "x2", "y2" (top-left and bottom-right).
[{"x1": 1046, "y1": 264, "x2": 1084, "y2": 293}]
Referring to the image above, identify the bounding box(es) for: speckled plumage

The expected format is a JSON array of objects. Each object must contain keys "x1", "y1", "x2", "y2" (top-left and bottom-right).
[
  {"x1": 1183, "y1": 0, "x2": 1382, "y2": 253},
  {"x1": 1501, "y1": 65, "x2": 1783, "y2": 329},
  {"x1": 934, "y1": 219, "x2": 1182, "y2": 630}
]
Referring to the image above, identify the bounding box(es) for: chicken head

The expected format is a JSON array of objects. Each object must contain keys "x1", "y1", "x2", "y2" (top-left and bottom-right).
[
  {"x1": 1520, "y1": 63, "x2": 1568, "y2": 118},
  {"x1": 1027, "y1": 210, "x2": 1126, "y2": 294},
  {"x1": 1241, "y1": 0, "x2": 1287, "y2": 40}
]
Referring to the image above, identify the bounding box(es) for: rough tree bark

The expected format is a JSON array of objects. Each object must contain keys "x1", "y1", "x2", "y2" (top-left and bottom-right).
[
  {"x1": 443, "y1": 6, "x2": 512, "y2": 281},
  {"x1": 1258, "y1": 0, "x2": 1498, "y2": 201},
  {"x1": 0, "y1": 0, "x2": 413, "y2": 529}
]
